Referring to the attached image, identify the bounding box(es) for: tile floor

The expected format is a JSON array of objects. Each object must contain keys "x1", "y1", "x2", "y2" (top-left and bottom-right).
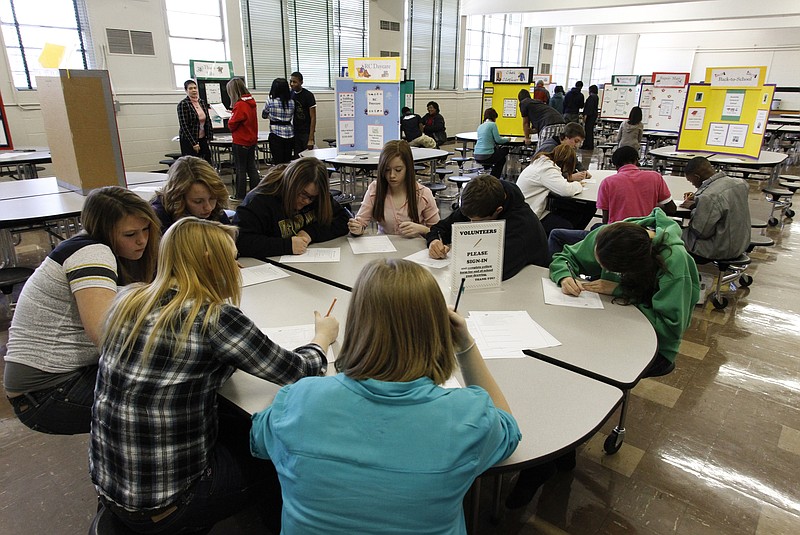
[{"x1": 1, "y1": 148, "x2": 799, "y2": 534}]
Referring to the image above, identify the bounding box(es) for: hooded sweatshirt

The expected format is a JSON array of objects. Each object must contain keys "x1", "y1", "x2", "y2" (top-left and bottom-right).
[
  {"x1": 228, "y1": 94, "x2": 259, "y2": 146},
  {"x1": 617, "y1": 121, "x2": 643, "y2": 150},
  {"x1": 550, "y1": 208, "x2": 699, "y2": 362}
]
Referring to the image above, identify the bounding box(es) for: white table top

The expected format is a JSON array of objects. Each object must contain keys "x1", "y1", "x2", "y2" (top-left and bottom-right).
[
  {"x1": 302, "y1": 147, "x2": 449, "y2": 167},
  {"x1": 0, "y1": 191, "x2": 85, "y2": 228},
  {"x1": 455, "y1": 132, "x2": 535, "y2": 145},
  {"x1": 766, "y1": 123, "x2": 800, "y2": 133},
  {"x1": 0, "y1": 150, "x2": 52, "y2": 165},
  {"x1": 220, "y1": 259, "x2": 625, "y2": 471},
  {"x1": 768, "y1": 117, "x2": 800, "y2": 125},
  {"x1": 209, "y1": 131, "x2": 271, "y2": 145},
  {"x1": 650, "y1": 145, "x2": 788, "y2": 167},
  {"x1": 0, "y1": 176, "x2": 68, "y2": 200}
]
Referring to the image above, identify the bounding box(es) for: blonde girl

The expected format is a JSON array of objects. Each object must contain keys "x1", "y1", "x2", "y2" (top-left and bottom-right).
[
  {"x1": 91, "y1": 217, "x2": 338, "y2": 533},
  {"x1": 151, "y1": 155, "x2": 230, "y2": 233}
]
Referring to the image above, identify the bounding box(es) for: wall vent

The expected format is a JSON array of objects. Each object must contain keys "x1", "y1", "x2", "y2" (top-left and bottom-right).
[
  {"x1": 380, "y1": 50, "x2": 400, "y2": 57},
  {"x1": 540, "y1": 63, "x2": 551, "y2": 74},
  {"x1": 542, "y1": 42, "x2": 553, "y2": 50},
  {"x1": 106, "y1": 28, "x2": 155, "y2": 56},
  {"x1": 380, "y1": 20, "x2": 400, "y2": 32}
]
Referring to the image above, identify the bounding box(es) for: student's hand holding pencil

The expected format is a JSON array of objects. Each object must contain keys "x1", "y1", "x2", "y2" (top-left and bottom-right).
[
  {"x1": 428, "y1": 239, "x2": 450, "y2": 259},
  {"x1": 312, "y1": 310, "x2": 339, "y2": 350},
  {"x1": 347, "y1": 218, "x2": 366, "y2": 235}
]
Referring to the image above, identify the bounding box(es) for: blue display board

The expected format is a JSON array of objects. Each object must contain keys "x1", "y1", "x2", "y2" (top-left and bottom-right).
[{"x1": 335, "y1": 78, "x2": 400, "y2": 151}]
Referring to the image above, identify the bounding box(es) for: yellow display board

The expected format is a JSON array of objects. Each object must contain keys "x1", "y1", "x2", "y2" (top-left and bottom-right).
[
  {"x1": 677, "y1": 82, "x2": 774, "y2": 159},
  {"x1": 481, "y1": 81, "x2": 528, "y2": 137}
]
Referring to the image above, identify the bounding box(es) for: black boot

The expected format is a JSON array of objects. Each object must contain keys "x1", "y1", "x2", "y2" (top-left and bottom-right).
[{"x1": 504, "y1": 462, "x2": 557, "y2": 509}]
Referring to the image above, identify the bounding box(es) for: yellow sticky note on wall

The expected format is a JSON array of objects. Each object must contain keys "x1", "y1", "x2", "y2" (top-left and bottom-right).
[{"x1": 39, "y1": 43, "x2": 66, "y2": 69}]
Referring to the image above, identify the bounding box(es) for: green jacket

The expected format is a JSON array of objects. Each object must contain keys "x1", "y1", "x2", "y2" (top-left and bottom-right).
[{"x1": 550, "y1": 208, "x2": 699, "y2": 362}]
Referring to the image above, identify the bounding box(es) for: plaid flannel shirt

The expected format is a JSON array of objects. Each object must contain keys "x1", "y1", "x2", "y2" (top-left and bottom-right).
[
  {"x1": 265, "y1": 98, "x2": 295, "y2": 139},
  {"x1": 90, "y1": 295, "x2": 325, "y2": 510}
]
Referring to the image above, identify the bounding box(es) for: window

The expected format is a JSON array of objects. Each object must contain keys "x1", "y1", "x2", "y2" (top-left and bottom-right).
[
  {"x1": 165, "y1": 0, "x2": 227, "y2": 88},
  {"x1": 242, "y1": 0, "x2": 367, "y2": 91},
  {"x1": 406, "y1": 0, "x2": 458, "y2": 91},
  {"x1": 0, "y1": 0, "x2": 94, "y2": 90},
  {"x1": 526, "y1": 27, "x2": 541, "y2": 69},
  {"x1": 591, "y1": 35, "x2": 619, "y2": 86},
  {"x1": 463, "y1": 14, "x2": 523, "y2": 90},
  {"x1": 551, "y1": 27, "x2": 571, "y2": 87},
  {"x1": 567, "y1": 34, "x2": 586, "y2": 88}
]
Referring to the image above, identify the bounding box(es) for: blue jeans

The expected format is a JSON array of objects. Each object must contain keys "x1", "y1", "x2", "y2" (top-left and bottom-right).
[
  {"x1": 106, "y1": 399, "x2": 281, "y2": 534},
  {"x1": 7, "y1": 364, "x2": 98, "y2": 435},
  {"x1": 548, "y1": 228, "x2": 590, "y2": 258},
  {"x1": 233, "y1": 143, "x2": 260, "y2": 199}
]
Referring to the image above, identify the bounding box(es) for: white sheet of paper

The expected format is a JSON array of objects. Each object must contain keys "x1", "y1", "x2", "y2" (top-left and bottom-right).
[
  {"x1": 279, "y1": 248, "x2": 341, "y2": 263},
  {"x1": 541, "y1": 278, "x2": 604, "y2": 309},
  {"x1": 347, "y1": 235, "x2": 397, "y2": 254},
  {"x1": 403, "y1": 248, "x2": 451, "y2": 269},
  {"x1": 259, "y1": 324, "x2": 335, "y2": 362},
  {"x1": 210, "y1": 103, "x2": 231, "y2": 119},
  {"x1": 466, "y1": 311, "x2": 560, "y2": 359},
  {"x1": 240, "y1": 263, "x2": 290, "y2": 287}
]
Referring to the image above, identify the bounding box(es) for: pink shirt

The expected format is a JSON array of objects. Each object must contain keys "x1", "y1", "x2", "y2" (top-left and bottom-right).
[
  {"x1": 355, "y1": 181, "x2": 439, "y2": 235},
  {"x1": 596, "y1": 164, "x2": 673, "y2": 223},
  {"x1": 191, "y1": 99, "x2": 206, "y2": 139}
]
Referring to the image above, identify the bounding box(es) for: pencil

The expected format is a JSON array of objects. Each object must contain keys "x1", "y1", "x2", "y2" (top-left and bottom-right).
[
  {"x1": 566, "y1": 262, "x2": 580, "y2": 282},
  {"x1": 344, "y1": 206, "x2": 355, "y2": 219},
  {"x1": 325, "y1": 298, "x2": 337, "y2": 317},
  {"x1": 453, "y1": 277, "x2": 466, "y2": 312}
]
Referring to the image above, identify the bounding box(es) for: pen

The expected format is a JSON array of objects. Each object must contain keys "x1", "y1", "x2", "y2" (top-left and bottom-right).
[
  {"x1": 344, "y1": 206, "x2": 355, "y2": 219},
  {"x1": 453, "y1": 277, "x2": 466, "y2": 312},
  {"x1": 325, "y1": 298, "x2": 337, "y2": 317},
  {"x1": 566, "y1": 262, "x2": 580, "y2": 282}
]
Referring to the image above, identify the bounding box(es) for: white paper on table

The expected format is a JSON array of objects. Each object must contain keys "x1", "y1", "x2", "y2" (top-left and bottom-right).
[
  {"x1": 347, "y1": 235, "x2": 397, "y2": 254},
  {"x1": 582, "y1": 178, "x2": 597, "y2": 184},
  {"x1": 279, "y1": 248, "x2": 341, "y2": 263},
  {"x1": 210, "y1": 103, "x2": 231, "y2": 119},
  {"x1": 130, "y1": 185, "x2": 161, "y2": 193},
  {"x1": 336, "y1": 154, "x2": 356, "y2": 160},
  {"x1": 259, "y1": 324, "x2": 335, "y2": 362},
  {"x1": 466, "y1": 311, "x2": 560, "y2": 359},
  {"x1": 541, "y1": 278, "x2": 604, "y2": 309},
  {"x1": 240, "y1": 263, "x2": 290, "y2": 287},
  {"x1": 403, "y1": 248, "x2": 451, "y2": 269}
]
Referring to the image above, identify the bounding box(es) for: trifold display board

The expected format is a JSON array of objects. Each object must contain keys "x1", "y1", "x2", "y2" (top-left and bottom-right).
[
  {"x1": 335, "y1": 78, "x2": 400, "y2": 151},
  {"x1": 639, "y1": 73, "x2": 690, "y2": 133},
  {"x1": 400, "y1": 80, "x2": 415, "y2": 113},
  {"x1": 600, "y1": 75, "x2": 641, "y2": 119},
  {"x1": 677, "y1": 66, "x2": 774, "y2": 159},
  {"x1": 197, "y1": 79, "x2": 231, "y2": 132},
  {"x1": 481, "y1": 81, "x2": 527, "y2": 136}
]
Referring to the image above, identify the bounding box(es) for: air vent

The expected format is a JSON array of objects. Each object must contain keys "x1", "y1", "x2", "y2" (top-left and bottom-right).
[
  {"x1": 380, "y1": 51, "x2": 400, "y2": 57},
  {"x1": 106, "y1": 28, "x2": 155, "y2": 56},
  {"x1": 540, "y1": 63, "x2": 551, "y2": 74},
  {"x1": 542, "y1": 43, "x2": 553, "y2": 50},
  {"x1": 380, "y1": 20, "x2": 400, "y2": 32}
]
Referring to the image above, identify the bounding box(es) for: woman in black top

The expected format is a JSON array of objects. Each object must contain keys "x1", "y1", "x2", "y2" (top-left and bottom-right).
[{"x1": 177, "y1": 79, "x2": 213, "y2": 164}]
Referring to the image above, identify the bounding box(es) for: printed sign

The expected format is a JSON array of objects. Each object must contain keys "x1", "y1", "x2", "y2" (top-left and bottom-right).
[
  {"x1": 707, "y1": 67, "x2": 766, "y2": 87},
  {"x1": 490, "y1": 67, "x2": 532, "y2": 84},
  {"x1": 450, "y1": 220, "x2": 505, "y2": 290},
  {"x1": 652, "y1": 72, "x2": 690, "y2": 88},
  {"x1": 348, "y1": 57, "x2": 401, "y2": 83},
  {"x1": 338, "y1": 92, "x2": 355, "y2": 118}
]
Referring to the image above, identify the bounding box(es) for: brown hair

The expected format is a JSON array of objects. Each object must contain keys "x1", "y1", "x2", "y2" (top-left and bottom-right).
[
  {"x1": 535, "y1": 144, "x2": 578, "y2": 178},
  {"x1": 335, "y1": 259, "x2": 456, "y2": 384},
  {"x1": 255, "y1": 158, "x2": 333, "y2": 224},
  {"x1": 226, "y1": 77, "x2": 250, "y2": 103},
  {"x1": 483, "y1": 108, "x2": 498, "y2": 122},
  {"x1": 81, "y1": 186, "x2": 160, "y2": 285},
  {"x1": 460, "y1": 174, "x2": 505, "y2": 219},
  {"x1": 373, "y1": 140, "x2": 420, "y2": 224},
  {"x1": 155, "y1": 156, "x2": 229, "y2": 223}
]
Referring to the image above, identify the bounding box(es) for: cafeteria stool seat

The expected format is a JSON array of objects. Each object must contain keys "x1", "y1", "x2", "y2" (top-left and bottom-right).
[
  {"x1": 322, "y1": 138, "x2": 337, "y2": 147},
  {"x1": 762, "y1": 187, "x2": 794, "y2": 226},
  {"x1": 750, "y1": 218, "x2": 767, "y2": 229},
  {"x1": 164, "y1": 152, "x2": 182, "y2": 160},
  {"x1": 0, "y1": 267, "x2": 34, "y2": 313},
  {"x1": 159, "y1": 158, "x2": 175, "y2": 168},
  {"x1": 447, "y1": 175, "x2": 472, "y2": 210},
  {"x1": 450, "y1": 156, "x2": 473, "y2": 174},
  {"x1": 748, "y1": 233, "x2": 774, "y2": 251},
  {"x1": 779, "y1": 181, "x2": 799, "y2": 194},
  {"x1": 87, "y1": 504, "x2": 139, "y2": 535},
  {"x1": 709, "y1": 253, "x2": 752, "y2": 310},
  {"x1": 421, "y1": 182, "x2": 447, "y2": 196}
]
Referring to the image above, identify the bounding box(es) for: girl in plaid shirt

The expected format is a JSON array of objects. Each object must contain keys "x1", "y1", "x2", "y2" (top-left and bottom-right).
[{"x1": 262, "y1": 77, "x2": 295, "y2": 164}]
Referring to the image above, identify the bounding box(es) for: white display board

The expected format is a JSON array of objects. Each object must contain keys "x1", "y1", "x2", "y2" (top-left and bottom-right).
[
  {"x1": 600, "y1": 84, "x2": 641, "y2": 119},
  {"x1": 640, "y1": 84, "x2": 688, "y2": 133}
]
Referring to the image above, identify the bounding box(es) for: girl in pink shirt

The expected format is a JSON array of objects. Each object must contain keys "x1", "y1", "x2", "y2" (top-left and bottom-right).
[{"x1": 348, "y1": 140, "x2": 439, "y2": 238}]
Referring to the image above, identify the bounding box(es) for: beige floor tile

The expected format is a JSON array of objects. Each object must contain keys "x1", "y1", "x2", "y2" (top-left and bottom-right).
[
  {"x1": 777, "y1": 425, "x2": 800, "y2": 456},
  {"x1": 632, "y1": 379, "x2": 683, "y2": 408},
  {"x1": 521, "y1": 516, "x2": 571, "y2": 535},
  {"x1": 756, "y1": 503, "x2": 800, "y2": 535},
  {"x1": 581, "y1": 433, "x2": 645, "y2": 478},
  {"x1": 678, "y1": 339, "x2": 710, "y2": 360}
]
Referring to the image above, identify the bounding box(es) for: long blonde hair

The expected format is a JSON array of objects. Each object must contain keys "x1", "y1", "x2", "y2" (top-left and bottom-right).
[
  {"x1": 335, "y1": 259, "x2": 456, "y2": 384},
  {"x1": 102, "y1": 218, "x2": 241, "y2": 361}
]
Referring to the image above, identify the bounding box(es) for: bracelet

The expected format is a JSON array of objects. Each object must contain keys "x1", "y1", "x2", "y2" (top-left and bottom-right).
[{"x1": 455, "y1": 340, "x2": 476, "y2": 356}]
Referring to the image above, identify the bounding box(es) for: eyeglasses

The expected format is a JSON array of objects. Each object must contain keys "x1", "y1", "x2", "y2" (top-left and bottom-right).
[{"x1": 298, "y1": 190, "x2": 318, "y2": 203}]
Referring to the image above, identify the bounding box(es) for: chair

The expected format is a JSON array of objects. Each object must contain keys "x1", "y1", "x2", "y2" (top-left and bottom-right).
[
  {"x1": 0, "y1": 267, "x2": 34, "y2": 313},
  {"x1": 88, "y1": 504, "x2": 139, "y2": 535},
  {"x1": 762, "y1": 187, "x2": 794, "y2": 226},
  {"x1": 447, "y1": 175, "x2": 472, "y2": 211},
  {"x1": 708, "y1": 253, "x2": 752, "y2": 310}
]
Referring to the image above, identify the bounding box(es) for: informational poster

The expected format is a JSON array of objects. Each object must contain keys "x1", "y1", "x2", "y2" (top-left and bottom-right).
[
  {"x1": 366, "y1": 90, "x2": 384, "y2": 116},
  {"x1": 189, "y1": 59, "x2": 233, "y2": 80},
  {"x1": 335, "y1": 77, "x2": 400, "y2": 151},
  {"x1": 503, "y1": 98, "x2": 518, "y2": 118},
  {"x1": 338, "y1": 92, "x2": 355, "y2": 118},
  {"x1": 367, "y1": 125, "x2": 384, "y2": 150},
  {"x1": 684, "y1": 108, "x2": 705, "y2": 130},
  {"x1": 641, "y1": 73, "x2": 689, "y2": 132},
  {"x1": 612, "y1": 75, "x2": 639, "y2": 86},
  {"x1": 677, "y1": 70, "x2": 774, "y2": 158},
  {"x1": 491, "y1": 67, "x2": 532, "y2": 84},
  {"x1": 450, "y1": 220, "x2": 505, "y2": 290},
  {"x1": 339, "y1": 120, "x2": 355, "y2": 145},
  {"x1": 652, "y1": 72, "x2": 690, "y2": 88},
  {"x1": 348, "y1": 57, "x2": 401, "y2": 83},
  {"x1": 205, "y1": 84, "x2": 222, "y2": 104},
  {"x1": 722, "y1": 90, "x2": 745, "y2": 121},
  {"x1": 483, "y1": 97, "x2": 494, "y2": 111},
  {"x1": 601, "y1": 83, "x2": 641, "y2": 119}
]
